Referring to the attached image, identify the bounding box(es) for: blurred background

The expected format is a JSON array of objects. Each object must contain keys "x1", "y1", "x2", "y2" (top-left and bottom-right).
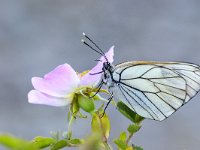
[{"x1": 0, "y1": 0, "x2": 200, "y2": 149}]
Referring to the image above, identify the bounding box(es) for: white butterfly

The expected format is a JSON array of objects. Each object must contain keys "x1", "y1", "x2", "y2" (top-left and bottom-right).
[
  {"x1": 103, "y1": 61, "x2": 200, "y2": 121},
  {"x1": 82, "y1": 33, "x2": 200, "y2": 121}
]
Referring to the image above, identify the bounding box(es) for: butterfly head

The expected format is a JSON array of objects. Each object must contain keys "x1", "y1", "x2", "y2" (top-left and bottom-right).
[
  {"x1": 81, "y1": 32, "x2": 114, "y2": 83},
  {"x1": 103, "y1": 62, "x2": 111, "y2": 71}
]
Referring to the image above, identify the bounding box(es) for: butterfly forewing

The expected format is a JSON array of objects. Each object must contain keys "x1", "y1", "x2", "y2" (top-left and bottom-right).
[{"x1": 111, "y1": 61, "x2": 200, "y2": 121}]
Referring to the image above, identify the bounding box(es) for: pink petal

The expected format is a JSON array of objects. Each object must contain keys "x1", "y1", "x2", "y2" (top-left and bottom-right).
[
  {"x1": 81, "y1": 46, "x2": 114, "y2": 86},
  {"x1": 28, "y1": 90, "x2": 71, "y2": 106},
  {"x1": 32, "y1": 64, "x2": 80, "y2": 97}
]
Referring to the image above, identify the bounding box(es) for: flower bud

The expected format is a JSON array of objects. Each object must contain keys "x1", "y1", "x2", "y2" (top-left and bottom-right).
[{"x1": 77, "y1": 95, "x2": 95, "y2": 113}]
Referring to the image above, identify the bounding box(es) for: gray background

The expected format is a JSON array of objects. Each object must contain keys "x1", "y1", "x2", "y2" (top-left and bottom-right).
[{"x1": 0, "y1": 0, "x2": 200, "y2": 149}]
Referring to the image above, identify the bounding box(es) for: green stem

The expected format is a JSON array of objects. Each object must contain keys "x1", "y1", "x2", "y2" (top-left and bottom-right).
[
  {"x1": 67, "y1": 116, "x2": 75, "y2": 139},
  {"x1": 126, "y1": 132, "x2": 134, "y2": 145},
  {"x1": 104, "y1": 142, "x2": 111, "y2": 150}
]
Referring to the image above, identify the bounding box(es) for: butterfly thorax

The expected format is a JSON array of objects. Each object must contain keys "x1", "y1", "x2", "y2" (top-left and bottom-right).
[{"x1": 102, "y1": 62, "x2": 115, "y2": 87}]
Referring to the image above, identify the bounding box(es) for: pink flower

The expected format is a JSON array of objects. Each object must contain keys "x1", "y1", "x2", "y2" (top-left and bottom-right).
[{"x1": 28, "y1": 46, "x2": 114, "y2": 106}]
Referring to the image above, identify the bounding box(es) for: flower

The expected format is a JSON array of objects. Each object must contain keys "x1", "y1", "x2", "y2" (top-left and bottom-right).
[{"x1": 28, "y1": 46, "x2": 114, "y2": 107}]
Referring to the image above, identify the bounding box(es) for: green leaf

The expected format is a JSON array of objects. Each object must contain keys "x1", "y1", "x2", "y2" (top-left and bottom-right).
[
  {"x1": 51, "y1": 140, "x2": 68, "y2": 150},
  {"x1": 113, "y1": 139, "x2": 127, "y2": 150},
  {"x1": 0, "y1": 134, "x2": 38, "y2": 150},
  {"x1": 117, "y1": 101, "x2": 144, "y2": 124},
  {"x1": 91, "y1": 112, "x2": 110, "y2": 139},
  {"x1": 127, "y1": 124, "x2": 141, "y2": 135},
  {"x1": 134, "y1": 114, "x2": 145, "y2": 124},
  {"x1": 119, "y1": 132, "x2": 126, "y2": 141},
  {"x1": 78, "y1": 94, "x2": 95, "y2": 113},
  {"x1": 32, "y1": 136, "x2": 55, "y2": 148},
  {"x1": 69, "y1": 138, "x2": 82, "y2": 145},
  {"x1": 134, "y1": 145, "x2": 143, "y2": 150}
]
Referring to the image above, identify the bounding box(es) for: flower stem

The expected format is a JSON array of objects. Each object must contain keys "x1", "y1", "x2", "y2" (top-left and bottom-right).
[
  {"x1": 126, "y1": 132, "x2": 134, "y2": 144},
  {"x1": 67, "y1": 115, "x2": 75, "y2": 139}
]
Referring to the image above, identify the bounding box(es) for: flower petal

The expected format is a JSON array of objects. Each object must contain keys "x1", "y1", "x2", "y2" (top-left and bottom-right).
[
  {"x1": 28, "y1": 90, "x2": 71, "y2": 106},
  {"x1": 32, "y1": 64, "x2": 80, "y2": 97},
  {"x1": 81, "y1": 46, "x2": 114, "y2": 86}
]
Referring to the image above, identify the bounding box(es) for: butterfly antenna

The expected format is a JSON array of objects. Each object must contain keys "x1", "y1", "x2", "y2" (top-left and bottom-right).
[
  {"x1": 94, "y1": 59, "x2": 102, "y2": 62},
  {"x1": 81, "y1": 39, "x2": 103, "y2": 56},
  {"x1": 82, "y1": 32, "x2": 108, "y2": 62},
  {"x1": 83, "y1": 32, "x2": 105, "y2": 55}
]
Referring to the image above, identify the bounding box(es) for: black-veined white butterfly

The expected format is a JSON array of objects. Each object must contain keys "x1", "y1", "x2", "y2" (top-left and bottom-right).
[{"x1": 82, "y1": 33, "x2": 200, "y2": 121}]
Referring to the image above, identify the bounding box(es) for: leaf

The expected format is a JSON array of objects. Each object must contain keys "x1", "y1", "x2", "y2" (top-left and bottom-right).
[
  {"x1": 133, "y1": 145, "x2": 143, "y2": 150},
  {"x1": 91, "y1": 112, "x2": 110, "y2": 139},
  {"x1": 113, "y1": 139, "x2": 127, "y2": 150},
  {"x1": 0, "y1": 134, "x2": 38, "y2": 150},
  {"x1": 50, "y1": 140, "x2": 68, "y2": 150},
  {"x1": 119, "y1": 132, "x2": 126, "y2": 141},
  {"x1": 117, "y1": 101, "x2": 144, "y2": 124},
  {"x1": 134, "y1": 115, "x2": 145, "y2": 124},
  {"x1": 33, "y1": 136, "x2": 55, "y2": 148},
  {"x1": 69, "y1": 138, "x2": 82, "y2": 145},
  {"x1": 127, "y1": 124, "x2": 141, "y2": 135}
]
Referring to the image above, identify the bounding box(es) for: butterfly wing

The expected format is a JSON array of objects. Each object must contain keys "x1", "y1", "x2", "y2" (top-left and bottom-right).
[{"x1": 111, "y1": 61, "x2": 200, "y2": 121}]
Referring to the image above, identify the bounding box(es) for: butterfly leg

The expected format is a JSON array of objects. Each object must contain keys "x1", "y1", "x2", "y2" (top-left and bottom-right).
[
  {"x1": 89, "y1": 80, "x2": 104, "y2": 98},
  {"x1": 101, "y1": 91, "x2": 113, "y2": 117},
  {"x1": 89, "y1": 71, "x2": 104, "y2": 75}
]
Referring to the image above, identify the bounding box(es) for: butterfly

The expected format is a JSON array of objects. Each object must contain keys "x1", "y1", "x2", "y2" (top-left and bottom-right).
[{"x1": 82, "y1": 33, "x2": 200, "y2": 121}]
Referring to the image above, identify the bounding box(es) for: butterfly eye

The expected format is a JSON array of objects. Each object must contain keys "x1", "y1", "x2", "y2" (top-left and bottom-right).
[{"x1": 103, "y1": 62, "x2": 110, "y2": 70}]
